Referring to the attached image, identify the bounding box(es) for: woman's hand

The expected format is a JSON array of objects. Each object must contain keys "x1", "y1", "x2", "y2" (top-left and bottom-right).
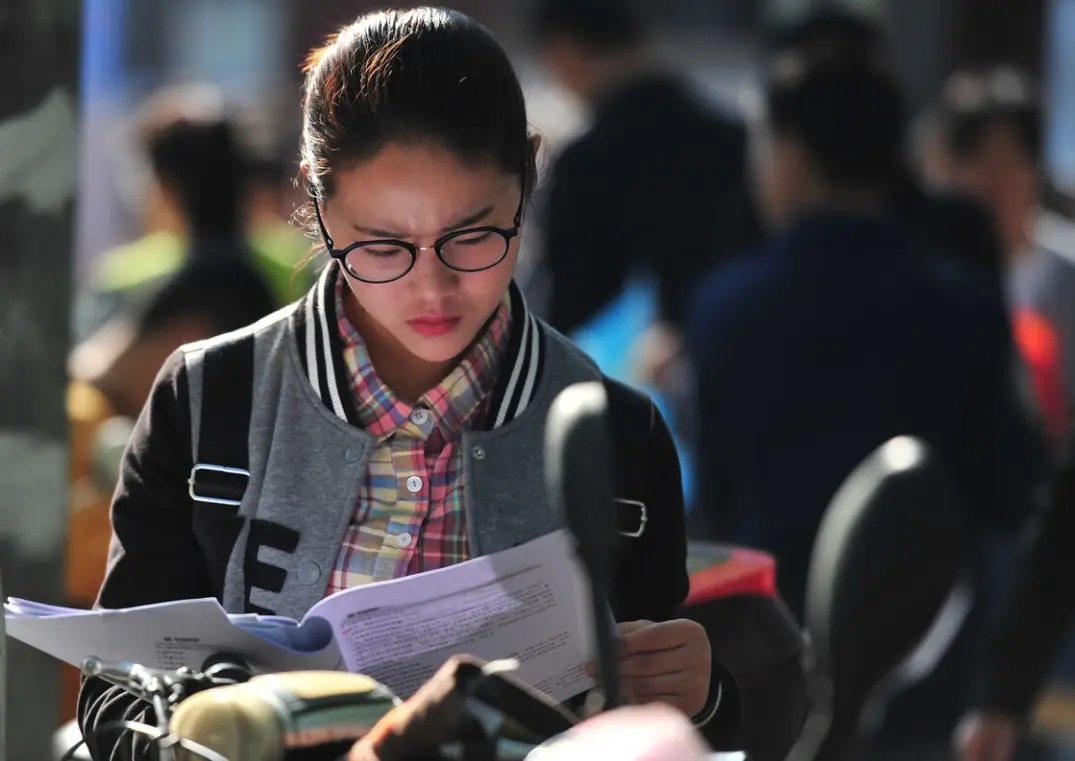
[{"x1": 590, "y1": 619, "x2": 712, "y2": 719}]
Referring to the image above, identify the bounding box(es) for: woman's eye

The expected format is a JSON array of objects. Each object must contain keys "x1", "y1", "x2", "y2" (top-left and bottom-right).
[{"x1": 363, "y1": 246, "x2": 406, "y2": 258}]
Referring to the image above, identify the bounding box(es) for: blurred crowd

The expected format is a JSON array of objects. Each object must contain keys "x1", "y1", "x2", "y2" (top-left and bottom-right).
[{"x1": 62, "y1": 2, "x2": 1075, "y2": 761}]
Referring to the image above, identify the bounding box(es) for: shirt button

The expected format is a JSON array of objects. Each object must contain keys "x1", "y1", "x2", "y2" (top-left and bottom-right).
[
  {"x1": 472, "y1": 445, "x2": 485, "y2": 460},
  {"x1": 406, "y1": 475, "x2": 423, "y2": 493},
  {"x1": 344, "y1": 446, "x2": 362, "y2": 462},
  {"x1": 411, "y1": 408, "x2": 430, "y2": 426},
  {"x1": 395, "y1": 532, "x2": 413, "y2": 548}
]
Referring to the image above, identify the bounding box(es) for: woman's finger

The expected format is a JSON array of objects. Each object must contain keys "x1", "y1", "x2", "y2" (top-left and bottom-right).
[
  {"x1": 621, "y1": 621, "x2": 688, "y2": 655},
  {"x1": 620, "y1": 648, "x2": 695, "y2": 678},
  {"x1": 631, "y1": 692, "x2": 682, "y2": 706},
  {"x1": 623, "y1": 672, "x2": 692, "y2": 698},
  {"x1": 617, "y1": 620, "x2": 654, "y2": 636}
]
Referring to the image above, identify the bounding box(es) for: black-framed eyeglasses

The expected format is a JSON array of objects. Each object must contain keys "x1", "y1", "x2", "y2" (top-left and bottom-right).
[{"x1": 312, "y1": 194, "x2": 524, "y2": 284}]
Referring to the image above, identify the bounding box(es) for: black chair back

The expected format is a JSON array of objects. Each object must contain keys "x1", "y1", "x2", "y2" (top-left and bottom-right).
[{"x1": 788, "y1": 437, "x2": 970, "y2": 761}]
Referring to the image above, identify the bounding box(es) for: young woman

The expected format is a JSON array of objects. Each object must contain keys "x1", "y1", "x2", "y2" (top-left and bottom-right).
[{"x1": 79, "y1": 9, "x2": 718, "y2": 759}]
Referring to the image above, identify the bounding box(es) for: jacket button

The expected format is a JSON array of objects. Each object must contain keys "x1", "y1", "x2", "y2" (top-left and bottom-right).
[
  {"x1": 297, "y1": 561, "x2": 322, "y2": 585},
  {"x1": 472, "y1": 445, "x2": 485, "y2": 460},
  {"x1": 344, "y1": 446, "x2": 362, "y2": 462}
]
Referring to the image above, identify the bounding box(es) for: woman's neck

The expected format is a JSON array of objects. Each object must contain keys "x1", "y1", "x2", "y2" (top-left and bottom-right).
[{"x1": 344, "y1": 292, "x2": 455, "y2": 405}]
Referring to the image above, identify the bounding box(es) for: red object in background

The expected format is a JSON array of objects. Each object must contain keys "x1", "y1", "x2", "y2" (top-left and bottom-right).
[
  {"x1": 684, "y1": 544, "x2": 778, "y2": 606},
  {"x1": 1012, "y1": 307, "x2": 1067, "y2": 446}
]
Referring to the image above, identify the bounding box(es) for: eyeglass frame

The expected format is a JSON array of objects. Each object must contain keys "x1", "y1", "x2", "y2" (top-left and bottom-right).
[{"x1": 311, "y1": 192, "x2": 524, "y2": 284}]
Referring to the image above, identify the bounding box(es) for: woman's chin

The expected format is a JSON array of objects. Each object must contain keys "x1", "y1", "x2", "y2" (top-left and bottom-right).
[{"x1": 405, "y1": 333, "x2": 472, "y2": 365}]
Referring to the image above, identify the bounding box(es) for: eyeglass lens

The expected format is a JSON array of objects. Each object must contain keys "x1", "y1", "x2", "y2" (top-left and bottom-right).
[{"x1": 344, "y1": 230, "x2": 508, "y2": 282}]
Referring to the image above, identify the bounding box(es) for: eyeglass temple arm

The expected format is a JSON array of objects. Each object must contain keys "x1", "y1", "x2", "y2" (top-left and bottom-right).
[{"x1": 312, "y1": 198, "x2": 335, "y2": 250}]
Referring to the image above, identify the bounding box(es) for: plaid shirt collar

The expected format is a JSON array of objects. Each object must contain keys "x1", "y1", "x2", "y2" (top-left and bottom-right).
[
  {"x1": 294, "y1": 262, "x2": 545, "y2": 431},
  {"x1": 333, "y1": 271, "x2": 512, "y2": 443}
]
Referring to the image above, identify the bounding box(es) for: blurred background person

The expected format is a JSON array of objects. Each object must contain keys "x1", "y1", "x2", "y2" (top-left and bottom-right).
[
  {"x1": 62, "y1": 96, "x2": 282, "y2": 723},
  {"x1": 763, "y1": 6, "x2": 1008, "y2": 287},
  {"x1": 529, "y1": 0, "x2": 760, "y2": 503},
  {"x1": 247, "y1": 150, "x2": 315, "y2": 293},
  {"x1": 79, "y1": 84, "x2": 310, "y2": 340},
  {"x1": 686, "y1": 45, "x2": 1047, "y2": 760},
  {"x1": 925, "y1": 67, "x2": 1075, "y2": 446},
  {"x1": 531, "y1": 1, "x2": 756, "y2": 404},
  {"x1": 957, "y1": 425, "x2": 1075, "y2": 761},
  {"x1": 531, "y1": 0, "x2": 759, "y2": 336}
]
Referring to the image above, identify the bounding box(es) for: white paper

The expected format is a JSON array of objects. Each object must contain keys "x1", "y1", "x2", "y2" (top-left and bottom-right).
[
  {"x1": 4, "y1": 530, "x2": 596, "y2": 703},
  {"x1": 5, "y1": 599, "x2": 91, "y2": 617},
  {"x1": 306, "y1": 529, "x2": 597, "y2": 701},
  {"x1": 4, "y1": 597, "x2": 343, "y2": 674}
]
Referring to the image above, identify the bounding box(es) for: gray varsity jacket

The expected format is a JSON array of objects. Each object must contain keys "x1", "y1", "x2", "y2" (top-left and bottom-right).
[{"x1": 79, "y1": 263, "x2": 723, "y2": 760}]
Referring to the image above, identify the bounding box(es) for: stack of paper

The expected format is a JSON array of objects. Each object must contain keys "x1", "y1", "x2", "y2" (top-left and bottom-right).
[{"x1": 5, "y1": 530, "x2": 597, "y2": 702}]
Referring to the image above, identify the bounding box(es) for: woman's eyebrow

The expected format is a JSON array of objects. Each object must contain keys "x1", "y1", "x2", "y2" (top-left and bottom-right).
[
  {"x1": 440, "y1": 205, "x2": 495, "y2": 232},
  {"x1": 350, "y1": 205, "x2": 496, "y2": 239}
]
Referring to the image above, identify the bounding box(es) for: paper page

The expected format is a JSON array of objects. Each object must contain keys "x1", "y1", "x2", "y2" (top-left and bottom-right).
[
  {"x1": 232, "y1": 617, "x2": 335, "y2": 653},
  {"x1": 308, "y1": 529, "x2": 598, "y2": 702},
  {"x1": 5, "y1": 597, "x2": 344, "y2": 674},
  {"x1": 5, "y1": 599, "x2": 95, "y2": 617}
]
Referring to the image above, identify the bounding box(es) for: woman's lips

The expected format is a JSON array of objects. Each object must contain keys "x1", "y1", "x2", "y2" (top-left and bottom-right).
[{"x1": 407, "y1": 315, "x2": 462, "y2": 336}]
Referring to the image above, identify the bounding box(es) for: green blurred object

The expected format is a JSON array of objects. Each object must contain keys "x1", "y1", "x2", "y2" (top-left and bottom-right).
[
  {"x1": 93, "y1": 222, "x2": 313, "y2": 312},
  {"x1": 686, "y1": 541, "x2": 735, "y2": 574}
]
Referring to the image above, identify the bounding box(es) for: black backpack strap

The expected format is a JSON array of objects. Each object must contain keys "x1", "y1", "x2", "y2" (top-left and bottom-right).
[
  {"x1": 187, "y1": 334, "x2": 256, "y2": 506},
  {"x1": 603, "y1": 376, "x2": 653, "y2": 539}
]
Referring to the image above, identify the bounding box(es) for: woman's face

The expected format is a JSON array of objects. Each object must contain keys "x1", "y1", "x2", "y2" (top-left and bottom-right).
[{"x1": 320, "y1": 143, "x2": 521, "y2": 365}]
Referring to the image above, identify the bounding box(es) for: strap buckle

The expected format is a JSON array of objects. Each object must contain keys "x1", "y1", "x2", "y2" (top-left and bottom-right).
[
  {"x1": 615, "y1": 499, "x2": 648, "y2": 538},
  {"x1": 188, "y1": 464, "x2": 250, "y2": 506}
]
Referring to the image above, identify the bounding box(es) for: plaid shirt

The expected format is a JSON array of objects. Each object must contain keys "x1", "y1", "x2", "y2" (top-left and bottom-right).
[{"x1": 325, "y1": 275, "x2": 512, "y2": 594}]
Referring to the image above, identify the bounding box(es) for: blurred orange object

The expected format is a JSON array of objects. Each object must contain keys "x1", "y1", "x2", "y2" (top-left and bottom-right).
[
  {"x1": 62, "y1": 380, "x2": 117, "y2": 720},
  {"x1": 1012, "y1": 307, "x2": 1067, "y2": 448}
]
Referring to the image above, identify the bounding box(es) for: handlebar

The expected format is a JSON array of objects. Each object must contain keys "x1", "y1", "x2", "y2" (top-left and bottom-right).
[
  {"x1": 66, "y1": 655, "x2": 253, "y2": 761},
  {"x1": 70, "y1": 655, "x2": 746, "y2": 761}
]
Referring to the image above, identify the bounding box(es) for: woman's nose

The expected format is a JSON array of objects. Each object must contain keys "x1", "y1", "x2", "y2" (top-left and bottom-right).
[{"x1": 410, "y1": 244, "x2": 457, "y2": 291}]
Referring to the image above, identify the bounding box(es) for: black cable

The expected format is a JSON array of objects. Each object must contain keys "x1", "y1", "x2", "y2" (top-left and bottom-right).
[
  {"x1": 61, "y1": 719, "x2": 231, "y2": 761},
  {"x1": 60, "y1": 720, "x2": 161, "y2": 761}
]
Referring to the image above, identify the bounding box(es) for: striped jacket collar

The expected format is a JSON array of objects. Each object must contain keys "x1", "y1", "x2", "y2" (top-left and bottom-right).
[{"x1": 290, "y1": 262, "x2": 545, "y2": 431}]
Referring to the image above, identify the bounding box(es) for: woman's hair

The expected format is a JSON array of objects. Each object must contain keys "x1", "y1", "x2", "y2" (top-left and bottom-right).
[{"x1": 300, "y1": 8, "x2": 534, "y2": 210}]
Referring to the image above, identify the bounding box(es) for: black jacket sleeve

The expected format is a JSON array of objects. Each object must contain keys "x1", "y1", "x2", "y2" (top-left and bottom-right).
[
  {"x1": 610, "y1": 393, "x2": 690, "y2": 623},
  {"x1": 79, "y1": 349, "x2": 212, "y2": 761},
  {"x1": 977, "y1": 439, "x2": 1075, "y2": 719},
  {"x1": 647, "y1": 403, "x2": 728, "y2": 731},
  {"x1": 605, "y1": 382, "x2": 727, "y2": 733}
]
